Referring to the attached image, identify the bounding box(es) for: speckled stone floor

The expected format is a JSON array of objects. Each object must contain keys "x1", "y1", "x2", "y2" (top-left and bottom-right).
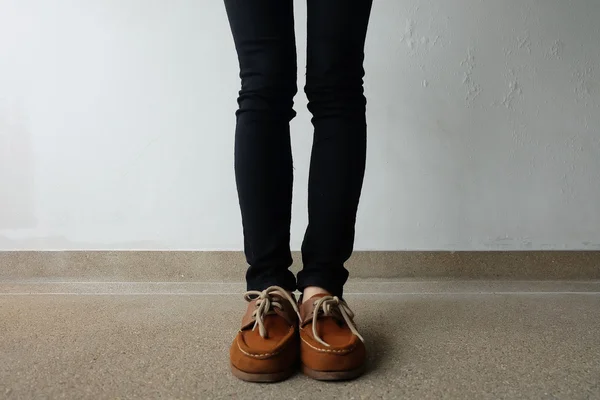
[{"x1": 1, "y1": 280, "x2": 599, "y2": 399}]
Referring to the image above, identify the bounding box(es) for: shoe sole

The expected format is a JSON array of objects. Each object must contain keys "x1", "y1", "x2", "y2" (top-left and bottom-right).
[
  {"x1": 230, "y1": 362, "x2": 295, "y2": 383},
  {"x1": 301, "y1": 363, "x2": 365, "y2": 381}
]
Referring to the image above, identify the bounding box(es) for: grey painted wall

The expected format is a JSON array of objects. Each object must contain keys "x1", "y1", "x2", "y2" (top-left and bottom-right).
[{"x1": 1, "y1": 0, "x2": 599, "y2": 250}]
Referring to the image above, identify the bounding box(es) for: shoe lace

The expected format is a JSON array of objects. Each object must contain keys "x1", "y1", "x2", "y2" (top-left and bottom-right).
[
  {"x1": 312, "y1": 296, "x2": 365, "y2": 347},
  {"x1": 243, "y1": 286, "x2": 300, "y2": 339}
]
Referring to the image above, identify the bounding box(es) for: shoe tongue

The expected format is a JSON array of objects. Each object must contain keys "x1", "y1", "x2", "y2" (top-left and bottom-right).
[
  {"x1": 308, "y1": 293, "x2": 331, "y2": 302},
  {"x1": 299, "y1": 293, "x2": 330, "y2": 321}
]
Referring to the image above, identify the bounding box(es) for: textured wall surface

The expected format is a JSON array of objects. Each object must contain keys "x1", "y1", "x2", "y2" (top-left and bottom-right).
[{"x1": 1, "y1": 0, "x2": 599, "y2": 250}]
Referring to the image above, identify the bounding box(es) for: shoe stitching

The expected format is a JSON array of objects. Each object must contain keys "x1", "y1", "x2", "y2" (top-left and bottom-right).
[
  {"x1": 300, "y1": 331, "x2": 356, "y2": 354},
  {"x1": 237, "y1": 326, "x2": 294, "y2": 358}
]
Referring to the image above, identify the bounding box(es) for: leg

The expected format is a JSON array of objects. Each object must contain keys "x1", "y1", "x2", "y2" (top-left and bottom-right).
[
  {"x1": 224, "y1": 0, "x2": 297, "y2": 293},
  {"x1": 297, "y1": 0, "x2": 373, "y2": 298},
  {"x1": 297, "y1": 5, "x2": 372, "y2": 376}
]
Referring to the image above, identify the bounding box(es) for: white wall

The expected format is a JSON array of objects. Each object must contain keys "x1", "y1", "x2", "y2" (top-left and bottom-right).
[{"x1": 1, "y1": 0, "x2": 599, "y2": 251}]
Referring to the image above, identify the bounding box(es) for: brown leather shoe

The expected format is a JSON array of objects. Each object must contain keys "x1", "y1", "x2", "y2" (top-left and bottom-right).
[
  {"x1": 299, "y1": 294, "x2": 366, "y2": 381},
  {"x1": 230, "y1": 286, "x2": 300, "y2": 383}
]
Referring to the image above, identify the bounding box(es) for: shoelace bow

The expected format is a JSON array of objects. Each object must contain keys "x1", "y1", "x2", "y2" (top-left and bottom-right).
[
  {"x1": 243, "y1": 286, "x2": 300, "y2": 339},
  {"x1": 311, "y1": 295, "x2": 365, "y2": 347}
]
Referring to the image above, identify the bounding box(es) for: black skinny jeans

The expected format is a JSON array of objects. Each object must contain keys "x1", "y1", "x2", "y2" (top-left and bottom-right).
[{"x1": 224, "y1": 0, "x2": 373, "y2": 297}]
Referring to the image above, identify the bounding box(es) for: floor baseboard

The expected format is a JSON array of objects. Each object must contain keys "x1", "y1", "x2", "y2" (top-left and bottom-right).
[{"x1": 1, "y1": 251, "x2": 599, "y2": 281}]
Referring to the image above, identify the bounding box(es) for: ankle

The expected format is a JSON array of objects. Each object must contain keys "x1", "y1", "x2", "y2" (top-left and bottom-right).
[{"x1": 302, "y1": 287, "x2": 331, "y2": 304}]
